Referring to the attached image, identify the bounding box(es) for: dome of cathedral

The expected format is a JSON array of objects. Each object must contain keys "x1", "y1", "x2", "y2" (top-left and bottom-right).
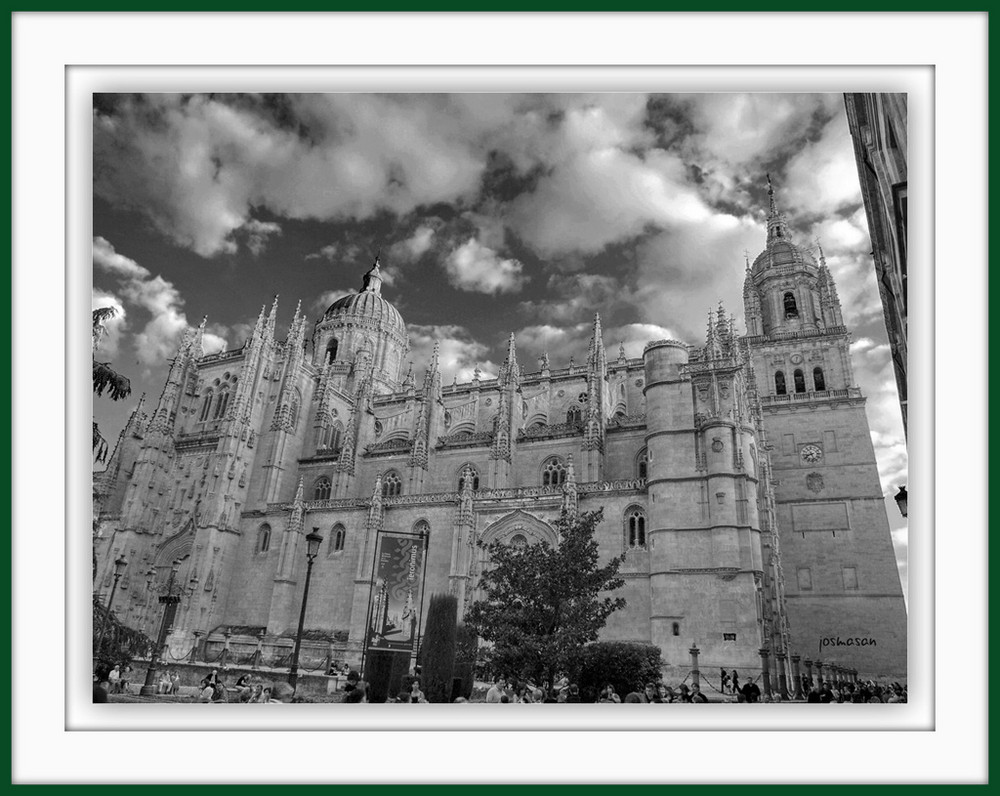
[
  {"x1": 320, "y1": 259, "x2": 405, "y2": 336},
  {"x1": 751, "y1": 237, "x2": 817, "y2": 274},
  {"x1": 322, "y1": 287, "x2": 405, "y2": 334}
]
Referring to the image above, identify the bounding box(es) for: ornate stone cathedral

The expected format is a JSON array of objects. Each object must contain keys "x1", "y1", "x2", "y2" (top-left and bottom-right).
[{"x1": 94, "y1": 184, "x2": 907, "y2": 682}]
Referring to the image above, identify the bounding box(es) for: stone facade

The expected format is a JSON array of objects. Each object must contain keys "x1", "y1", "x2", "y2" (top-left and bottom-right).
[{"x1": 94, "y1": 197, "x2": 906, "y2": 681}]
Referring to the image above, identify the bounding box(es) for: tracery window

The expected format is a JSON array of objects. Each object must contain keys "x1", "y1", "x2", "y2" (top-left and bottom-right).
[
  {"x1": 566, "y1": 405, "x2": 583, "y2": 425},
  {"x1": 813, "y1": 367, "x2": 826, "y2": 391},
  {"x1": 541, "y1": 457, "x2": 567, "y2": 487},
  {"x1": 327, "y1": 338, "x2": 339, "y2": 362},
  {"x1": 413, "y1": 519, "x2": 430, "y2": 538},
  {"x1": 313, "y1": 477, "x2": 332, "y2": 501},
  {"x1": 257, "y1": 524, "x2": 271, "y2": 554},
  {"x1": 288, "y1": 391, "x2": 301, "y2": 429},
  {"x1": 381, "y1": 470, "x2": 402, "y2": 498},
  {"x1": 774, "y1": 371, "x2": 787, "y2": 395},
  {"x1": 624, "y1": 506, "x2": 647, "y2": 550},
  {"x1": 510, "y1": 533, "x2": 527, "y2": 548},
  {"x1": 783, "y1": 291, "x2": 799, "y2": 319},
  {"x1": 793, "y1": 369, "x2": 806, "y2": 393}
]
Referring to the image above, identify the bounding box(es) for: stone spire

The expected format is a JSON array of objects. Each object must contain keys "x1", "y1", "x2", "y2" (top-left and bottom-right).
[
  {"x1": 191, "y1": 316, "x2": 207, "y2": 360},
  {"x1": 266, "y1": 295, "x2": 279, "y2": 339},
  {"x1": 704, "y1": 308, "x2": 722, "y2": 360},
  {"x1": 583, "y1": 313, "x2": 607, "y2": 452},
  {"x1": 562, "y1": 454, "x2": 578, "y2": 517},
  {"x1": 149, "y1": 329, "x2": 194, "y2": 433},
  {"x1": 228, "y1": 304, "x2": 269, "y2": 424},
  {"x1": 402, "y1": 361, "x2": 415, "y2": 393},
  {"x1": 765, "y1": 173, "x2": 791, "y2": 244},
  {"x1": 497, "y1": 333, "x2": 520, "y2": 390},
  {"x1": 361, "y1": 253, "x2": 383, "y2": 295},
  {"x1": 272, "y1": 301, "x2": 307, "y2": 431}
]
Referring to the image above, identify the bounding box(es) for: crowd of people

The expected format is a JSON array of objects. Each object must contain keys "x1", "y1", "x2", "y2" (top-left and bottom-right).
[{"x1": 94, "y1": 662, "x2": 906, "y2": 705}]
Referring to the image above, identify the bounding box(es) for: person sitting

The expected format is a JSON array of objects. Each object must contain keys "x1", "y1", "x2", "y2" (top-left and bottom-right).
[
  {"x1": 485, "y1": 675, "x2": 506, "y2": 704},
  {"x1": 268, "y1": 682, "x2": 295, "y2": 703},
  {"x1": 690, "y1": 683, "x2": 709, "y2": 703}
]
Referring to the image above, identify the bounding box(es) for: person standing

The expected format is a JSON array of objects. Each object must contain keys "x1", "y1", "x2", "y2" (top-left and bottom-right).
[
  {"x1": 690, "y1": 683, "x2": 709, "y2": 703},
  {"x1": 720, "y1": 668, "x2": 730, "y2": 694},
  {"x1": 643, "y1": 683, "x2": 662, "y2": 703},
  {"x1": 108, "y1": 665, "x2": 121, "y2": 694},
  {"x1": 485, "y1": 675, "x2": 506, "y2": 704}
]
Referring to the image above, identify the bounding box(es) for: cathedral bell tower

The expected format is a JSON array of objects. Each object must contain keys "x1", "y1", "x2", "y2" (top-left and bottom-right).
[{"x1": 743, "y1": 178, "x2": 906, "y2": 680}]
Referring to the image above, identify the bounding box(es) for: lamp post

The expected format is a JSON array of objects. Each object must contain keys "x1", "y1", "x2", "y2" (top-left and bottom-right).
[
  {"x1": 140, "y1": 559, "x2": 182, "y2": 696},
  {"x1": 894, "y1": 486, "x2": 908, "y2": 518},
  {"x1": 288, "y1": 528, "x2": 324, "y2": 691},
  {"x1": 96, "y1": 555, "x2": 128, "y2": 657}
]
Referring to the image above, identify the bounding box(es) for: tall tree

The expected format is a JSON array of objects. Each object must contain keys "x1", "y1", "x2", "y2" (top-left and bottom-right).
[
  {"x1": 92, "y1": 306, "x2": 131, "y2": 462},
  {"x1": 420, "y1": 593, "x2": 458, "y2": 703},
  {"x1": 466, "y1": 508, "x2": 626, "y2": 688}
]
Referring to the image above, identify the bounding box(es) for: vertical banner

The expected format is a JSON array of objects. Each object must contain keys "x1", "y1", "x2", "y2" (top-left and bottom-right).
[{"x1": 366, "y1": 533, "x2": 427, "y2": 654}]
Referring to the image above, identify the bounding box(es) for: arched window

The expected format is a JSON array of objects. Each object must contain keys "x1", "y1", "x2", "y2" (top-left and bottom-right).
[
  {"x1": 783, "y1": 291, "x2": 799, "y2": 318},
  {"x1": 326, "y1": 338, "x2": 339, "y2": 362},
  {"x1": 636, "y1": 448, "x2": 648, "y2": 480},
  {"x1": 381, "y1": 471, "x2": 402, "y2": 498},
  {"x1": 413, "y1": 519, "x2": 430, "y2": 538},
  {"x1": 329, "y1": 422, "x2": 343, "y2": 452},
  {"x1": 510, "y1": 533, "x2": 527, "y2": 548},
  {"x1": 313, "y1": 477, "x2": 332, "y2": 501},
  {"x1": 566, "y1": 405, "x2": 582, "y2": 425},
  {"x1": 624, "y1": 506, "x2": 646, "y2": 550},
  {"x1": 214, "y1": 387, "x2": 230, "y2": 419},
  {"x1": 330, "y1": 523, "x2": 346, "y2": 553},
  {"x1": 774, "y1": 371, "x2": 787, "y2": 395},
  {"x1": 458, "y1": 466, "x2": 480, "y2": 492},
  {"x1": 257, "y1": 524, "x2": 271, "y2": 554},
  {"x1": 813, "y1": 367, "x2": 826, "y2": 391},
  {"x1": 542, "y1": 457, "x2": 566, "y2": 487},
  {"x1": 672, "y1": 622, "x2": 680, "y2": 636},
  {"x1": 199, "y1": 391, "x2": 214, "y2": 422},
  {"x1": 793, "y1": 369, "x2": 806, "y2": 393}
]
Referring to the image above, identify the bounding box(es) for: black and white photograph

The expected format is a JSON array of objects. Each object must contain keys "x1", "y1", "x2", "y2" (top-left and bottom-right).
[{"x1": 90, "y1": 91, "x2": 909, "y2": 708}]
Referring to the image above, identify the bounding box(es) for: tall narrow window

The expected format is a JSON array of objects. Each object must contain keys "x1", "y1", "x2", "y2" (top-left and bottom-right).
[
  {"x1": 214, "y1": 388, "x2": 230, "y2": 419},
  {"x1": 793, "y1": 369, "x2": 806, "y2": 393},
  {"x1": 199, "y1": 391, "x2": 214, "y2": 421},
  {"x1": 542, "y1": 458, "x2": 566, "y2": 487},
  {"x1": 813, "y1": 367, "x2": 826, "y2": 391},
  {"x1": 775, "y1": 371, "x2": 787, "y2": 395},
  {"x1": 289, "y1": 392, "x2": 301, "y2": 430},
  {"x1": 636, "y1": 448, "x2": 648, "y2": 480},
  {"x1": 381, "y1": 471, "x2": 402, "y2": 498},
  {"x1": 313, "y1": 477, "x2": 332, "y2": 500},
  {"x1": 624, "y1": 506, "x2": 646, "y2": 550},
  {"x1": 257, "y1": 524, "x2": 271, "y2": 554},
  {"x1": 330, "y1": 523, "x2": 346, "y2": 553},
  {"x1": 329, "y1": 422, "x2": 343, "y2": 452},
  {"x1": 326, "y1": 339, "x2": 339, "y2": 362},
  {"x1": 783, "y1": 291, "x2": 799, "y2": 319},
  {"x1": 566, "y1": 406, "x2": 582, "y2": 425}
]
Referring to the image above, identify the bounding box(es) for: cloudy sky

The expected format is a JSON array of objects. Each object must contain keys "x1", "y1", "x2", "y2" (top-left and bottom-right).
[{"x1": 91, "y1": 92, "x2": 907, "y2": 597}]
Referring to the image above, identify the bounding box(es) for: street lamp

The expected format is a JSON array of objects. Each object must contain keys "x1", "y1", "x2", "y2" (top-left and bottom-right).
[
  {"x1": 288, "y1": 528, "x2": 324, "y2": 691},
  {"x1": 96, "y1": 555, "x2": 128, "y2": 658},
  {"x1": 140, "y1": 559, "x2": 182, "y2": 696},
  {"x1": 894, "y1": 486, "x2": 908, "y2": 518}
]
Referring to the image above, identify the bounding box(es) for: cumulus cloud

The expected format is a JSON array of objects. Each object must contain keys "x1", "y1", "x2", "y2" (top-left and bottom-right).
[
  {"x1": 609, "y1": 323, "x2": 678, "y2": 358},
  {"x1": 510, "y1": 148, "x2": 711, "y2": 257},
  {"x1": 242, "y1": 219, "x2": 282, "y2": 256},
  {"x1": 305, "y1": 244, "x2": 341, "y2": 262},
  {"x1": 677, "y1": 93, "x2": 841, "y2": 168},
  {"x1": 391, "y1": 224, "x2": 437, "y2": 262},
  {"x1": 444, "y1": 238, "x2": 526, "y2": 294},
  {"x1": 783, "y1": 108, "x2": 864, "y2": 216},
  {"x1": 93, "y1": 237, "x2": 221, "y2": 366},
  {"x1": 519, "y1": 272, "x2": 628, "y2": 326},
  {"x1": 94, "y1": 94, "x2": 495, "y2": 258},
  {"x1": 407, "y1": 324, "x2": 498, "y2": 384},
  {"x1": 633, "y1": 213, "x2": 764, "y2": 342}
]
